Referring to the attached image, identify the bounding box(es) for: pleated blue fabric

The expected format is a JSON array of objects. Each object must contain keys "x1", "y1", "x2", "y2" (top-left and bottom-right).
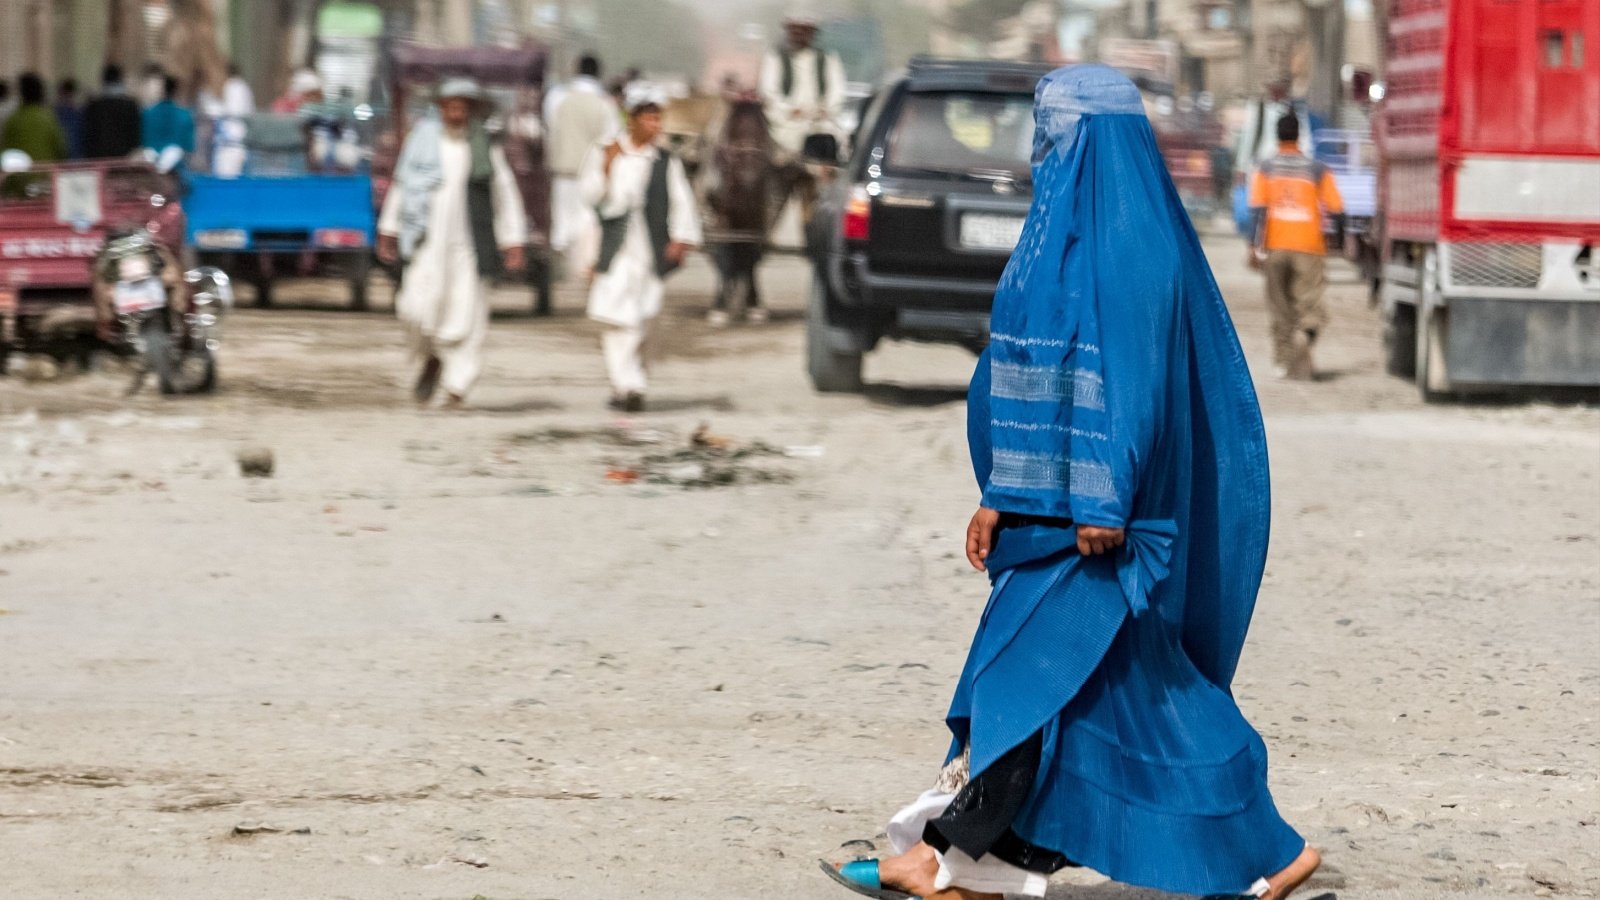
[{"x1": 948, "y1": 64, "x2": 1304, "y2": 896}]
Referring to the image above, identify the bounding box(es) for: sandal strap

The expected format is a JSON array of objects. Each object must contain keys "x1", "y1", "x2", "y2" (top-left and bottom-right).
[{"x1": 839, "y1": 859, "x2": 882, "y2": 890}]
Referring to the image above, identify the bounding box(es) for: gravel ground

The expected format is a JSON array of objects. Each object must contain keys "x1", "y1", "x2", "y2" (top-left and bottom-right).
[{"x1": 1, "y1": 234, "x2": 1596, "y2": 899}]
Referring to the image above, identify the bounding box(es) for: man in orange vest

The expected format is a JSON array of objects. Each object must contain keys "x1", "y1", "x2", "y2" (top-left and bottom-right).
[{"x1": 1249, "y1": 113, "x2": 1343, "y2": 380}]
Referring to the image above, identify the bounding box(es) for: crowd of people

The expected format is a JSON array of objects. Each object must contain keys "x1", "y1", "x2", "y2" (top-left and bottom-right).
[
  {"x1": 383, "y1": 13, "x2": 848, "y2": 413},
  {"x1": 0, "y1": 64, "x2": 219, "y2": 167}
]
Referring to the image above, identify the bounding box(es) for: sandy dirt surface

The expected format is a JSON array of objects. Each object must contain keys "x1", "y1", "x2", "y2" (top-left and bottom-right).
[{"x1": 1, "y1": 236, "x2": 1596, "y2": 900}]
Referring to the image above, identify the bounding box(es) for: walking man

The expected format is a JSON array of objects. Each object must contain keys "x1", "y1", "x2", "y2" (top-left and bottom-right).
[
  {"x1": 546, "y1": 54, "x2": 619, "y2": 268},
  {"x1": 758, "y1": 15, "x2": 846, "y2": 224},
  {"x1": 141, "y1": 75, "x2": 196, "y2": 161},
  {"x1": 82, "y1": 65, "x2": 142, "y2": 159},
  {"x1": 579, "y1": 87, "x2": 701, "y2": 413},
  {"x1": 1249, "y1": 114, "x2": 1343, "y2": 380},
  {"x1": 377, "y1": 78, "x2": 528, "y2": 408}
]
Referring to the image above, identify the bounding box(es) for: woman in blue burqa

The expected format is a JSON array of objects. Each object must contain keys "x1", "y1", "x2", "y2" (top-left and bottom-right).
[{"x1": 821, "y1": 65, "x2": 1321, "y2": 900}]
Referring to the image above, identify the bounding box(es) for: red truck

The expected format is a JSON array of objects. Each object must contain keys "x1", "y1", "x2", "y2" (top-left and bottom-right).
[
  {"x1": 0, "y1": 161, "x2": 186, "y2": 374},
  {"x1": 1378, "y1": 0, "x2": 1599, "y2": 398}
]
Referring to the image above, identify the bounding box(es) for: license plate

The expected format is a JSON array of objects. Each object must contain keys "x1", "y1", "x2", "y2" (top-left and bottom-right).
[
  {"x1": 195, "y1": 228, "x2": 248, "y2": 250},
  {"x1": 113, "y1": 278, "x2": 167, "y2": 314},
  {"x1": 959, "y1": 213, "x2": 1024, "y2": 251}
]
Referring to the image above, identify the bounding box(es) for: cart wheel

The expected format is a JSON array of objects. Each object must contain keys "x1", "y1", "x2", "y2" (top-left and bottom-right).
[
  {"x1": 349, "y1": 253, "x2": 372, "y2": 311},
  {"x1": 532, "y1": 256, "x2": 553, "y2": 316}
]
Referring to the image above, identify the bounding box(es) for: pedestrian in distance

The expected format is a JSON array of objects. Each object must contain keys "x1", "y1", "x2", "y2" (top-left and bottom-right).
[
  {"x1": 377, "y1": 77, "x2": 528, "y2": 409},
  {"x1": 579, "y1": 85, "x2": 702, "y2": 413},
  {"x1": 758, "y1": 14, "x2": 846, "y2": 226},
  {"x1": 82, "y1": 65, "x2": 142, "y2": 159},
  {"x1": 141, "y1": 75, "x2": 196, "y2": 162},
  {"x1": 1, "y1": 73, "x2": 69, "y2": 167},
  {"x1": 546, "y1": 53, "x2": 620, "y2": 271},
  {"x1": 1248, "y1": 113, "x2": 1344, "y2": 380},
  {"x1": 54, "y1": 78, "x2": 85, "y2": 159},
  {"x1": 820, "y1": 65, "x2": 1321, "y2": 900}
]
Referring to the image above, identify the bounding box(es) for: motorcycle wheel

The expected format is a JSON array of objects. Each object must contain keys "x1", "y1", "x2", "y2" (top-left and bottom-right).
[
  {"x1": 139, "y1": 319, "x2": 174, "y2": 395},
  {"x1": 159, "y1": 343, "x2": 217, "y2": 395}
]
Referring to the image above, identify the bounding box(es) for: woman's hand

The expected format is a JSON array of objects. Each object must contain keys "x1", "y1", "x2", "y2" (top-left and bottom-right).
[
  {"x1": 1077, "y1": 525, "x2": 1125, "y2": 557},
  {"x1": 965, "y1": 507, "x2": 1001, "y2": 571}
]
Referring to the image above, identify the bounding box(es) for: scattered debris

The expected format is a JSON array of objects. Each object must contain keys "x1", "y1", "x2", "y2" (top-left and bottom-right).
[
  {"x1": 605, "y1": 467, "x2": 640, "y2": 484},
  {"x1": 690, "y1": 422, "x2": 733, "y2": 451},
  {"x1": 232, "y1": 822, "x2": 311, "y2": 837},
  {"x1": 237, "y1": 447, "x2": 275, "y2": 478}
]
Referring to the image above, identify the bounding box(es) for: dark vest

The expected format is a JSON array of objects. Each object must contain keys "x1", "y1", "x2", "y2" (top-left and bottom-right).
[
  {"x1": 777, "y1": 46, "x2": 828, "y2": 99},
  {"x1": 464, "y1": 124, "x2": 504, "y2": 277},
  {"x1": 595, "y1": 149, "x2": 680, "y2": 278}
]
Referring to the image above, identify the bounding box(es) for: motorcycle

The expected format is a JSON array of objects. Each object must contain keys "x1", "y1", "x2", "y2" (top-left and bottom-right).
[{"x1": 93, "y1": 227, "x2": 232, "y2": 395}]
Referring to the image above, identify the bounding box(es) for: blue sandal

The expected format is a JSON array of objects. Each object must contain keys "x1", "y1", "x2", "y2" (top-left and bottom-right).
[{"x1": 817, "y1": 858, "x2": 917, "y2": 899}]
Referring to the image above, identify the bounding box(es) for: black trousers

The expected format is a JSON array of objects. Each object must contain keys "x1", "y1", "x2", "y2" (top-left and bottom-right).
[{"x1": 923, "y1": 734, "x2": 1074, "y2": 874}]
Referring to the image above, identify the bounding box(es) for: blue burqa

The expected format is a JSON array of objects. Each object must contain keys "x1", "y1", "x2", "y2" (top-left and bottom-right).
[{"x1": 947, "y1": 65, "x2": 1304, "y2": 894}]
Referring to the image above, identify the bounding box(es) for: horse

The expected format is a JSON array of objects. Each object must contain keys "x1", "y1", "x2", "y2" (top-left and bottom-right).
[{"x1": 700, "y1": 97, "x2": 776, "y2": 322}]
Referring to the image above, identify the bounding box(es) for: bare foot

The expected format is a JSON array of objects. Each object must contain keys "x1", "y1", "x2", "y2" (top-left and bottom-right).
[
  {"x1": 925, "y1": 888, "x2": 1003, "y2": 899},
  {"x1": 1261, "y1": 845, "x2": 1321, "y2": 899},
  {"x1": 874, "y1": 842, "x2": 940, "y2": 896},
  {"x1": 443, "y1": 393, "x2": 465, "y2": 410}
]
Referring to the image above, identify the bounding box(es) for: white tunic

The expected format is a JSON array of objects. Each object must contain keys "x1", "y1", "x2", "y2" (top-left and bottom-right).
[
  {"x1": 579, "y1": 135, "x2": 702, "y2": 328},
  {"x1": 377, "y1": 132, "x2": 526, "y2": 343},
  {"x1": 758, "y1": 47, "x2": 848, "y2": 154}
]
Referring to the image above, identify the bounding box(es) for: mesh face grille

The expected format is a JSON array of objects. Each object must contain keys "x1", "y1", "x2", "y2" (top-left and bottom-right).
[{"x1": 1448, "y1": 243, "x2": 1542, "y2": 289}]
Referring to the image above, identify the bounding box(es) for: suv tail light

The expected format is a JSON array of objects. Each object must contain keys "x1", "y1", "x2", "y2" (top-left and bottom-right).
[{"x1": 842, "y1": 186, "x2": 872, "y2": 242}]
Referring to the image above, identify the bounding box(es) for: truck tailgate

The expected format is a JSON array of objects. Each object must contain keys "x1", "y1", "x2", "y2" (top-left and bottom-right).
[{"x1": 185, "y1": 175, "x2": 374, "y2": 250}]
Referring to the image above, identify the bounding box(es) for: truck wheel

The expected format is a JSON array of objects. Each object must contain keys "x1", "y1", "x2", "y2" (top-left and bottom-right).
[
  {"x1": 1415, "y1": 305, "x2": 1451, "y2": 402},
  {"x1": 806, "y1": 278, "x2": 864, "y2": 393},
  {"x1": 349, "y1": 253, "x2": 371, "y2": 311},
  {"x1": 1383, "y1": 302, "x2": 1417, "y2": 378}
]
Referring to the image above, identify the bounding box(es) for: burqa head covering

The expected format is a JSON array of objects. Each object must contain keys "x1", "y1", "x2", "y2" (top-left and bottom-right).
[{"x1": 970, "y1": 64, "x2": 1272, "y2": 689}]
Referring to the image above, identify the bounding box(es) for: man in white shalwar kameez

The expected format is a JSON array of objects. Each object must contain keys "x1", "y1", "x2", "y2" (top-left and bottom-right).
[
  {"x1": 378, "y1": 78, "x2": 527, "y2": 407},
  {"x1": 579, "y1": 87, "x2": 701, "y2": 412},
  {"x1": 758, "y1": 14, "x2": 847, "y2": 229}
]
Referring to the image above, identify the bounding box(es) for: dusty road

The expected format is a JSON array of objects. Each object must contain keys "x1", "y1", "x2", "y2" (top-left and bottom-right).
[{"x1": 2, "y1": 236, "x2": 1596, "y2": 900}]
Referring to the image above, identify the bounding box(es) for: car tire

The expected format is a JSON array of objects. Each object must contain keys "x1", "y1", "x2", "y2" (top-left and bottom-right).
[
  {"x1": 1383, "y1": 301, "x2": 1417, "y2": 378},
  {"x1": 806, "y1": 277, "x2": 864, "y2": 393}
]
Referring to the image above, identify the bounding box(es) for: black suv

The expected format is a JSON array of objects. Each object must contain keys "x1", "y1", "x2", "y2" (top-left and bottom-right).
[{"x1": 805, "y1": 57, "x2": 1052, "y2": 392}]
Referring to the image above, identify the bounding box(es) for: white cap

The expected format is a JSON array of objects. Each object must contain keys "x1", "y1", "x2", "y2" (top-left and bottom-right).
[
  {"x1": 623, "y1": 82, "x2": 668, "y2": 113},
  {"x1": 290, "y1": 69, "x2": 323, "y2": 96}
]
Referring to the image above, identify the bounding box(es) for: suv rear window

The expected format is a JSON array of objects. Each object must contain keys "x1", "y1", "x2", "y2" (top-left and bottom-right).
[{"x1": 884, "y1": 91, "x2": 1034, "y2": 179}]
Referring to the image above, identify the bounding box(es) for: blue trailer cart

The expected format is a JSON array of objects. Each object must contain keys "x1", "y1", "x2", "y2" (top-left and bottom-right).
[
  {"x1": 186, "y1": 111, "x2": 378, "y2": 308},
  {"x1": 1314, "y1": 128, "x2": 1380, "y2": 290}
]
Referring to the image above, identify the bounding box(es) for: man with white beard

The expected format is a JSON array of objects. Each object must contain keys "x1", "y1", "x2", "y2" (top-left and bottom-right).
[
  {"x1": 377, "y1": 78, "x2": 528, "y2": 408},
  {"x1": 579, "y1": 86, "x2": 701, "y2": 413}
]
